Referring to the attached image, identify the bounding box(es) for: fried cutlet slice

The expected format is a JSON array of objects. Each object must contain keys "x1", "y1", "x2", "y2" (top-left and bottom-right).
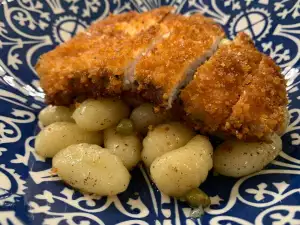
[
  {"x1": 133, "y1": 13, "x2": 225, "y2": 109},
  {"x1": 223, "y1": 53, "x2": 287, "y2": 140},
  {"x1": 36, "y1": 7, "x2": 173, "y2": 105},
  {"x1": 181, "y1": 33, "x2": 287, "y2": 141}
]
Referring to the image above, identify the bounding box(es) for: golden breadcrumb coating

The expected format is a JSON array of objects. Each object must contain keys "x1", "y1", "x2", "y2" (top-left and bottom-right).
[
  {"x1": 181, "y1": 33, "x2": 287, "y2": 141},
  {"x1": 181, "y1": 33, "x2": 261, "y2": 131},
  {"x1": 35, "y1": 8, "x2": 288, "y2": 141},
  {"x1": 223, "y1": 54, "x2": 287, "y2": 140},
  {"x1": 36, "y1": 7, "x2": 172, "y2": 105},
  {"x1": 134, "y1": 13, "x2": 225, "y2": 108}
]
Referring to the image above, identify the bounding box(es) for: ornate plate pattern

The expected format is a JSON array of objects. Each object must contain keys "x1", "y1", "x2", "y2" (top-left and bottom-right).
[{"x1": 0, "y1": 0, "x2": 299, "y2": 224}]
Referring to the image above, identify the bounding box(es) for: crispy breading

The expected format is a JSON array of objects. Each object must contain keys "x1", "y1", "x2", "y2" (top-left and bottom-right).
[
  {"x1": 181, "y1": 33, "x2": 261, "y2": 131},
  {"x1": 36, "y1": 7, "x2": 172, "y2": 105},
  {"x1": 35, "y1": 9, "x2": 288, "y2": 141},
  {"x1": 223, "y1": 54, "x2": 287, "y2": 140},
  {"x1": 134, "y1": 13, "x2": 225, "y2": 109},
  {"x1": 181, "y1": 33, "x2": 287, "y2": 140}
]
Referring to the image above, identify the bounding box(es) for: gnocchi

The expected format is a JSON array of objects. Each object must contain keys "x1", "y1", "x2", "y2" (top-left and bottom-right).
[
  {"x1": 104, "y1": 127, "x2": 142, "y2": 170},
  {"x1": 213, "y1": 134, "x2": 282, "y2": 177},
  {"x1": 142, "y1": 122, "x2": 195, "y2": 167},
  {"x1": 53, "y1": 143, "x2": 130, "y2": 196},
  {"x1": 35, "y1": 122, "x2": 102, "y2": 158},
  {"x1": 130, "y1": 103, "x2": 169, "y2": 134},
  {"x1": 34, "y1": 94, "x2": 286, "y2": 204},
  {"x1": 73, "y1": 99, "x2": 130, "y2": 131},
  {"x1": 38, "y1": 105, "x2": 74, "y2": 126},
  {"x1": 150, "y1": 135, "x2": 213, "y2": 197}
]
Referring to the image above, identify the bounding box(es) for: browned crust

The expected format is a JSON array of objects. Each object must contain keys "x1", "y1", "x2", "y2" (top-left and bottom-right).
[
  {"x1": 181, "y1": 33, "x2": 261, "y2": 132},
  {"x1": 36, "y1": 7, "x2": 173, "y2": 105},
  {"x1": 35, "y1": 9, "x2": 288, "y2": 141},
  {"x1": 134, "y1": 13, "x2": 225, "y2": 108},
  {"x1": 181, "y1": 33, "x2": 287, "y2": 141},
  {"x1": 223, "y1": 54, "x2": 287, "y2": 140}
]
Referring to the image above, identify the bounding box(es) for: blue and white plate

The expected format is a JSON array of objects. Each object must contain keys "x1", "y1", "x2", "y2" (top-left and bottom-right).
[{"x1": 0, "y1": 0, "x2": 300, "y2": 224}]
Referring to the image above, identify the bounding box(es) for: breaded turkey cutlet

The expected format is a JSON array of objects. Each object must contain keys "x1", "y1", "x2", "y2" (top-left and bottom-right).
[
  {"x1": 35, "y1": 8, "x2": 288, "y2": 141},
  {"x1": 36, "y1": 7, "x2": 173, "y2": 105},
  {"x1": 133, "y1": 13, "x2": 224, "y2": 109},
  {"x1": 181, "y1": 33, "x2": 287, "y2": 141}
]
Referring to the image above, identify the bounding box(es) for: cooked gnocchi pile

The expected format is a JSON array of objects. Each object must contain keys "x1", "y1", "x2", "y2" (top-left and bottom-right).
[{"x1": 35, "y1": 98, "x2": 285, "y2": 208}]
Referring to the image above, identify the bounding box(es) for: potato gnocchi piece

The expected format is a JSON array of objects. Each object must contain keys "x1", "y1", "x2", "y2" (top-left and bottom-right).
[
  {"x1": 38, "y1": 105, "x2": 74, "y2": 126},
  {"x1": 213, "y1": 134, "x2": 282, "y2": 177},
  {"x1": 150, "y1": 135, "x2": 213, "y2": 197},
  {"x1": 53, "y1": 143, "x2": 130, "y2": 196},
  {"x1": 104, "y1": 127, "x2": 142, "y2": 170},
  {"x1": 35, "y1": 122, "x2": 102, "y2": 158},
  {"x1": 142, "y1": 122, "x2": 195, "y2": 167},
  {"x1": 130, "y1": 103, "x2": 169, "y2": 135},
  {"x1": 73, "y1": 98, "x2": 130, "y2": 131}
]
